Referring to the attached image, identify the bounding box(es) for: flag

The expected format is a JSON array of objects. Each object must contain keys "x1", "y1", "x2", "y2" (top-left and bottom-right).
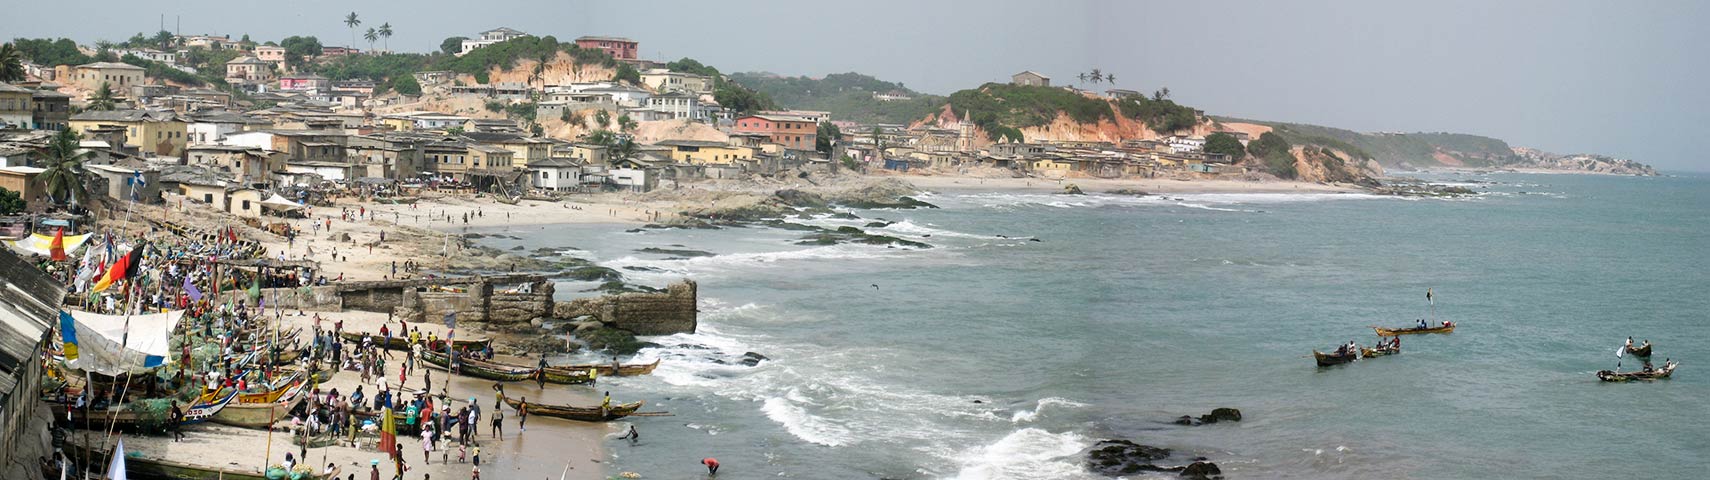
[
  {"x1": 58, "y1": 311, "x2": 79, "y2": 360},
  {"x1": 107, "y1": 438, "x2": 128, "y2": 480},
  {"x1": 1426, "y1": 288, "x2": 1433, "y2": 305},
  {"x1": 49, "y1": 227, "x2": 66, "y2": 261},
  {"x1": 378, "y1": 405, "x2": 397, "y2": 454},
  {"x1": 184, "y1": 275, "x2": 203, "y2": 302},
  {"x1": 443, "y1": 312, "x2": 457, "y2": 330},
  {"x1": 1616, "y1": 346, "x2": 1626, "y2": 359},
  {"x1": 90, "y1": 244, "x2": 144, "y2": 293}
]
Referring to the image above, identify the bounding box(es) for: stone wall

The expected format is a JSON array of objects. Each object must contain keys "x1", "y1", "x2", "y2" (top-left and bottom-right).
[
  {"x1": 487, "y1": 282, "x2": 554, "y2": 325},
  {"x1": 214, "y1": 285, "x2": 343, "y2": 311},
  {"x1": 553, "y1": 280, "x2": 697, "y2": 335},
  {"x1": 340, "y1": 286, "x2": 406, "y2": 313},
  {"x1": 400, "y1": 284, "x2": 490, "y2": 325}
]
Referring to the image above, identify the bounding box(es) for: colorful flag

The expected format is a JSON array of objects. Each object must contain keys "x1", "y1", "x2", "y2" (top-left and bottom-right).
[
  {"x1": 58, "y1": 311, "x2": 79, "y2": 360},
  {"x1": 184, "y1": 275, "x2": 203, "y2": 302},
  {"x1": 90, "y1": 244, "x2": 143, "y2": 293},
  {"x1": 48, "y1": 227, "x2": 66, "y2": 261}
]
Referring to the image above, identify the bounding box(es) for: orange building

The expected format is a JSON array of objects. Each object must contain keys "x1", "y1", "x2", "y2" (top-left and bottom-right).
[{"x1": 734, "y1": 114, "x2": 818, "y2": 151}]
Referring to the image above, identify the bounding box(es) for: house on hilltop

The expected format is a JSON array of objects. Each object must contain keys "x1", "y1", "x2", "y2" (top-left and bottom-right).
[
  {"x1": 576, "y1": 36, "x2": 638, "y2": 60},
  {"x1": 1011, "y1": 71, "x2": 1050, "y2": 87},
  {"x1": 461, "y1": 28, "x2": 528, "y2": 56}
]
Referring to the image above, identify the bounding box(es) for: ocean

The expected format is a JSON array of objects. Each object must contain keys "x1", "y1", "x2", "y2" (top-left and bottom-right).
[{"x1": 470, "y1": 172, "x2": 1709, "y2": 479}]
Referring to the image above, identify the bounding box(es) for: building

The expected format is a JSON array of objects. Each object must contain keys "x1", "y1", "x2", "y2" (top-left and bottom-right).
[
  {"x1": 225, "y1": 56, "x2": 271, "y2": 81},
  {"x1": 30, "y1": 88, "x2": 71, "y2": 131},
  {"x1": 734, "y1": 114, "x2": 818, "y2": 151},
  {"x1": 0, "y1": 84, "x2": 31, "y2": 130},
  {"x1": 180, "y1": 35, "x2": 240, "y2": 50},
  {"x1": 640, "y1": 69, "x2": 712, "y2": 95},
  {"x1": 460, "y1": 28, "x2": 528, "y2": 56},
  {"x1": 72, "y1": 62, "x2": 146, "y2": 91},
  {"x1": 0, "y1": 167, "x2": 48, "y2": 210},
  {"x1": 278, "y1": 74, "x2": 330, "y2": 92},
  {"x1": 347, "y1": 133, "x2": 430, "y2": 180},
  {"x1": 654, "y1": 139, "x2": 753, "y2": 165},
  {"x1": 645, "y1": 92, "x2": 702, "y2": 121},
  {"x1": 575, "y1": 36, "x2": 638, "y2": 60},
  {"x1": 463, "y1": 132, "x2": 550, "y2": 167},
  {"x1": 69, "y1": 109, "x2": 187, "y2": 157},
  {"x1": 1011, "y1": 70, "x2": 1050, "y2": 87},
  {"x1": 527, "y1": 157, "x2": 581, "y2": 191},
  {"x1": 758, "y1": 110, "x2": 830, "y2": 125},
  {"x1": 1167, "y1": 136, "x2": 1206, "y2": 154},
  {"x1": 114, "y1": 48, "x2": 176, "y2": 64},
  {"x1": 185, "y1": 145, "x2": 283, "y2": 186},
  {"x1": 86, "y1": 164, "x2": 162, "y2": 201},
  {"x1": 223, "y1": 130, "x2": 348, "y2": 164},
  {"x1": 319, "y1": 46, "x2": 359, "y2": 57},
  {"x1": 0, "y1": 247, "x2": 63, "y2": 480},
  {"x1": 254, "y1": 45, "x2": 287, "y2": 67},
  {"x1": 1105, "y1": 88, "x2": 1142, "y2": 98}
]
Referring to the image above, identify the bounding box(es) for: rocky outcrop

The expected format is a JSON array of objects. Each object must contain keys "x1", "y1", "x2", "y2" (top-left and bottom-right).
[
  {"x1": 553, "y1": 280, "x2": 698, "y2": 335},
  {"x1": 1086, "y1": 438, "x2": 1222, "y2": 479},
  {"x1": 1176, "y1": 407, "x2": 1243, "y2": 426},
  {"x1": 1510, "y1": 147, "x2": 1657, "y2": 175},
  {"x1": 486, "y1": 281, "x2": 554, "y2": 325}
]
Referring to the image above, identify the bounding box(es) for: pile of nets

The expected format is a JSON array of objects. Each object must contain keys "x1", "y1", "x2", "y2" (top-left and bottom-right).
[{"x1": 264, "y1": 464, "x2": 316, "y2": 480}]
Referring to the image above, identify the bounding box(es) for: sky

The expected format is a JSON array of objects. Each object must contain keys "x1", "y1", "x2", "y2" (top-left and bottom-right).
[{"x1": 11, "y1": 0, "x2": 1708, "y2": 170}]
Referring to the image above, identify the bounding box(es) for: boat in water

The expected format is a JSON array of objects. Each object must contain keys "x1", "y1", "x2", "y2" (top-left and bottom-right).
[
  {"x1": 1313, "y1": 349, "x2": 1360, "y2": 367},
  {"x1": 1374, "y1": 323, "x2": 1456, "y2": 336},
  {"x1": 503, "y1": 396, "x2": 645, "y2": 422},
  {"x1": 420, "y1": 350, "x2": 536, "y2": 382},
  {"x1": 1597, "y1": 361, "x2": 1677, "y2": 382}
]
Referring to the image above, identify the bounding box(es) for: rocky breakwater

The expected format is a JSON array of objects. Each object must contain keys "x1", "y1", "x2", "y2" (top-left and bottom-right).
[
  {"x1": 551, "y1": 280, "x2": 699, "y2": 354},
  {"x1": 640, "y1": 180, "x2": 939, "y2": 249}
]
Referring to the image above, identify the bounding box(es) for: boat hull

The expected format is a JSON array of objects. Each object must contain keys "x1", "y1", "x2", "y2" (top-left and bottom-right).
[
  {"x1": 1374, "y1": 324, "x2": 1456, "y2": 336},
  {"x1": 420, "y1": 351, "x2": 535, "y2": 382},
  {"x1": 503, "y1": 397, "x2": 645, "y2": 422},
  {"x1": 1314, "y1": 350, "x2": 1359, "y2": 367}
]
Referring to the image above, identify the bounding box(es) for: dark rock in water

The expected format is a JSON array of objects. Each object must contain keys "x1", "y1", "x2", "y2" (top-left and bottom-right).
[
  {"x1": 1180, "y1": 461, "x2": 1222, "y2": 479},
  {"x1": 558, "y1": 266, "x2": 623, "y2": 282},
  {"x1": 972, "y1": 399, "x2": 984, "y2": 404},
  {"x1": 510, "y1": 245, "x2": 525, "y2": 250},
  {"x1": 738, "y1": 352, "x2": 769, "y2": 366},
  {"x1": 1030, "y1": 238, "x2": 1042, "y2": 242},
  {"x1": 829, "y1": 212, "x2": 861, "y2": 220},
  {"x1": 1060, "y1": 184, "x2": 1086, "y2": 195},
  {"x1": 1106, "y1": 188, "x2": 1151, "y2": 196},
  {"x1": 835, "y1": 226, "x2": 863, "y2": 234},
  {"x1": 621, "y1": 266, "x2": 662, "y2": 272},
  {"x1": 625, "y1": 228, "x2": 646, "y2": 233},
  {"x1": 1199, "y1": 407, "x2": 1242, "y2": 424},
  {"x1": 773, "y1": 189, "x2": 829, "y2": 208},
  {"x1": 636, "y1": 247, "x2": 716, "y2": 257},
  {"x1": 1174, "y1": 415, "x2": 1202, "y2": 426},
  {"x1": 865, "y1": 221, "x2": 895, "y2": 228},
  {"x1": 463, "y1": 233, "x2": 485, "y2": 239},
  {"x1": 840, "y1": 196, "x2": 940, "y2": 210},
  {"x1": 1087, "y1": 439, "x2": 1172, "y2": 476}
]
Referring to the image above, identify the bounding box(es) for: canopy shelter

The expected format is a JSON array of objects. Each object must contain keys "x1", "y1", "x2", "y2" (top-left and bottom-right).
[
  {"x1": 259, "y1": 193, "x2": 305, "y2": 212},
  {"x1": 59, "y1": 309, "x2": 184, "y2": 376},
  {"x1": 5, "y1": 232, "x2": 92, "y2": 257}
]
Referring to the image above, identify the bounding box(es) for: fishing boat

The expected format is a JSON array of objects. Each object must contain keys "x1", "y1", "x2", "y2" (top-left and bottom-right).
[
  {"x1": 1313, "y1": 349, "x2": 1359, "y2": 367},
  {"x1": 1597, "y1": 361, "x2": 1677, "y2": 382},
  {"x1": 338, "y1": 331, "x2": 491, "y2": 352},
  {"x1": 419, "y1": 350, "x2": 536, "y2": 382},
  {"x1": 1373, "y1": 323, "x2": 1456, "y2": 336},
  {"x1": 503, "y1": 396, "x2": 645, "y2": 422},
  {"x1": 555, "y1": 359, "x2": 663, "y2": 377},
  {"x1": 538, "y1": 366, "x2": 596, "y2": 384},
  {"x1": 67, "y1": 442, "x2": 340, "y2": 480},
  {"x1": 1360, "y1": 345, "x2": 1401, "y2": 358},
  {"x1": 182, "y1": 387, "x2": 242, "y2": 423},
  {"x1": 1625, "y1": 342, "x2": 1652, "y2": 357},
  {"x1": 210, "y1": 375, "x2": 308, "y2": 428}
]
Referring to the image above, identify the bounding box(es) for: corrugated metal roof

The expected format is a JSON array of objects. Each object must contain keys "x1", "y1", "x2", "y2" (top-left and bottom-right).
[{"x1": 0, "y1": 247, "x2": 64, "y2": 377}]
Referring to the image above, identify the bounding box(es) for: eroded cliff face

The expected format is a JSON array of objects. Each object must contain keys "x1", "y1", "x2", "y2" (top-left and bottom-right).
[
  {"x1": 913, "y1": 100, "x2": 1214, "y2": 147},
  {"x1": 1287, "y1": 146, "x2": 1383, "y2": 186},
  {"x1": 455, "y1": 51, "x2": 618, "y2": 88}
]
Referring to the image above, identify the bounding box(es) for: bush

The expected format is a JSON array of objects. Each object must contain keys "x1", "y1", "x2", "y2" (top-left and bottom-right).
[
  {"x1": 1203, "y1": 132, "x2": 1245, "y2": 160},
  {"x1": 391, "y1": 75, "x2": 421, "y2": 95},
  {"x1": 0, "y1": 187, "x2": 24, "y2": 214},
  {"x1": 1117, "y1": 95, "x2": 1197, "y2": 134},
  {"x1": 948, "y1": 83, "x2": 1110, "y2": 141}
]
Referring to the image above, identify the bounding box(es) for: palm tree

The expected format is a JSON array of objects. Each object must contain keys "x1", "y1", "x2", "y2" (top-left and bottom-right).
[
  {"x1": 344, "y1": 12, "x2": 362, "y2": 49},
  {"x1": 1077, "y1": 72, "x2": 1088, "y2": 87},
  {"x1": 611, "y1": 138, "x2": 639, "y2": 163},
  {"x1": 1089, "y1": 68, "x2": 1103, "y2": 85},
  {"x1": 152, "y1": 30, "x2": 174, "y2": 51},
  {"x1": 364, "y1": 28, "x2": 379, "y2": 52},
  {"x1": 1105, "y1": 74, "x2": 1116, "y2": 85},
  {"x1": 378, "y1": 23, "x2": 393, "y2": 51},
  {"x1": 36, "y1": 129, "x2": 90, "y2": 208},
  {"x1": 618, "y1": 114, "x2": 637, "y2": 133},
  {"x1": 88, "y1": 82, "x2": 116, "y2": 111},
  {"x1": 0, "y1": 43, "x2": 24, "y2": 82}
]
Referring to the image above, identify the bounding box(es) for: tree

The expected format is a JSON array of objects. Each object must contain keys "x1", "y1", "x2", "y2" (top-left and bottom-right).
[
  {"x1": 364, "y1": 28, "x2": 379, "y2": 51},
  {"x1": 1077, "y1": 72, "x2": 1088, "y2": 86},
  {"x1": 1152, "y1": 87, "x2": 1171, "y2": 101},
  {"x1": 153, "y1": 30, "x2": 175, "y2": 50},
  {"x1": 0, "y1": 187, "x2": 23, "y2": 214},
  {"x1": 440, "y1": 37, "x2": 468, "y2": 56},
  {"x1": 35, "y1": 129, "x2": 90, "y2": 208},
  {"x1": 594, "y1": 110, "x2": 611, "y2": 127},
  {"x1": 88, "y1": 82, "x2": 116, "y2": 111},
  {"x1": 1105, "y1": 73, "x2": 1116, "y2": 85},
  {"x1": 613, "y1": 63, "x2": 640, "y2": 84},
  {"x1": 617, "y1": 114, "x2": 636, "y2": 132},
  {"x1": 378, "y1": 23, "x2": 393, "y2": 51},
  {"x1": 1089, "y1": 68, "x2": 1103, "y2": 85},
  {"x1": 0, "y1": 43, "x2": 23, "y2": 82},
  {"x1": 1203, "y1": 132, "x2": 1245, "y2": 160},
  {"x1": 391, "y1": 75, "x2": 421, "y2": 95},
  {"x1": 1247, "y1": 132, "x2": 1296, "y2": 179},
  {"x1": 343, "y1": 12, "x2": 362, "y2": 49},
  {"x1": 586, "y1": 129, "x2": 617, "y2": 147},
  {"x1": 611, "y1": 138, "x2": 638, "y2": 163},
  {"x1": 241, "y1": 34, "x2": 251, "y2": 44},
  {"x1": 280, "y1": 36, "x2": 323, "y2": 57},
  {"x1": 816, "y1": 121, "x2": 841, "y2": 154}
]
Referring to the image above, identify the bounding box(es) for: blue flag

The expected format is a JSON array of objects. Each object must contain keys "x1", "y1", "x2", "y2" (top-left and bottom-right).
[
  {"x1": 184, "y1": 275, "x2": 203, "y2": 301},
  {"x1": 58, "y1": 311, "x2": 79, "y2": 360}
]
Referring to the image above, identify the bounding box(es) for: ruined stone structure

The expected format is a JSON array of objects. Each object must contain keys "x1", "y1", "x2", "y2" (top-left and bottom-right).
[{"x1": 553, "y1": 280, "x2": 698, "y2": 335}]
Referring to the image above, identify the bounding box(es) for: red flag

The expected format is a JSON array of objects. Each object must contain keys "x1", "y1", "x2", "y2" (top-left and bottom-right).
[
  {"x1": 91, "y1": 243, "x2": 145, "y2": 293},
  {"x1": 49, "y1": 227, "x2": 66, "y2": 261}
]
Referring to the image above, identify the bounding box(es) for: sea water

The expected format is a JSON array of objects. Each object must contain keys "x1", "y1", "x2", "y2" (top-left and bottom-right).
[{"x1": 470, "y1": 172, "x2": 1709, "y2": 479}]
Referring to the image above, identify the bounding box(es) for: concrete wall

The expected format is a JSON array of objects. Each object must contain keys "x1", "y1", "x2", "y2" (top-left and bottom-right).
[
  {"x1": 554, "y1": 280, "x2": 697, "y2": 335},
  {"x1": 216, "y1": 285, "x2": 343, "y2": 311}
]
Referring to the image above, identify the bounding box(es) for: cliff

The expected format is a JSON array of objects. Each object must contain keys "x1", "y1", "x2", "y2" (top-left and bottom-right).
[
  {"x1": 1509, "y1": 147, "x2": 1657, "y2": 175},
  {"x1": 464, "y1": 51, "x2": 616, "y2": 89}
]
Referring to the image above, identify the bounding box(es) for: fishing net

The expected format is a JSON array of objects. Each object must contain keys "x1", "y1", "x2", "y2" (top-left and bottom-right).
[{"x1": 124, "y1": 398, "x2": 173, "y2": 432}]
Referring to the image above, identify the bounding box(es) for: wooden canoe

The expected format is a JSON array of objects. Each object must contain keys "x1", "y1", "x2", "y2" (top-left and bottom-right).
[
  {"x1": 1360, "y1": 346, "x2": 1400, "y2": 358},
  {"x1": 1313, "y1": 349, "x2": 1359, "y2": 367},
  {"x1": 1625, "y1": 343, "x2": 1652, "y2": 357},
  {"x1": 420, "y1": 350, "x2": 536, "y2": 382},
  {"x1": 67, "y1": 441, "x2": 340, "y2": 480},
  {"x1": 556, "y1": 359, "x2": 662, "y2": 377},
  {"x1": 1597, "y1": 362, "x2": 1677, "y2": 382},
  {"x1": 503, "y1": 396, "x2": 645, "y2": 422},
  {"x1": 1374, "y1": 324, "x2": 1456, "y2": 336},
  {"x1": 211, "y1": 377, "x2": 307, "y2": 429},
  {"x1": 339, "y1": 331, "x2": 491, "y2": 352},
  {"x1": 473, "y1": 359, "x2": 596, "y2": 384}
]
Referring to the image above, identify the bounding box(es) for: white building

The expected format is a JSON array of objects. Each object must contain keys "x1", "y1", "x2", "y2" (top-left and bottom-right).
[
  {"x1": 459, "y1": 28, "x2": 528, "y2": 56},
  {"x1": 645, "y1": 92, "x2": 701, "y2": 121},
  {"x1": 528, "y1": 157, "x2": 581, "y2": 191},
  {"x1": 1168, "y1": 136, "x2": 1206, "y2": 154},
  {"x1": 580, "y1": 85, "x2": 651, "y2": 107},
  {"x1": 114, "y1": 48, "x2": 177, "y2": 64}
]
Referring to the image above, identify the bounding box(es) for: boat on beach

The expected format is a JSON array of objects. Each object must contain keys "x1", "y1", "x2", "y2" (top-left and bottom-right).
[
  {"x1": 1597, "y1": 362, "x2": 1677, "y2": 382},
  {"x1": 419, "y1": 350, "x2": 536, "y2": 381},
  {"x1": 557, "y1": 359, "x2": 662, "y2": 377},
  {"x1": 338, "y1": 331, "x2": 491, "y2": 352},
  {"x1": 210, "y1": 375, "x2": 308, "y2": 428},
  {"x1": 1313, "y1": 349, "x2": 1359, "y2": 367},
  {"x1": 502, "y1": 396, "x2": 645, "y2": 422},
  {"x1": 67, "y1": 441, "x2": 339, "y2": 480},
  {"x1": 1374, "y1": 323, "x2": 1456, "y2": 336}
]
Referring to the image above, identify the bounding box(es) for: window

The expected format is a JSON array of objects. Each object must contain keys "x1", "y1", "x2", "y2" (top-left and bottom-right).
[
  {"x1": 204, "y1": 193, "x2": 213, "y2": 203},
  {"x1": 242, "y1": 200, "x2": 251, "y2": 210}
]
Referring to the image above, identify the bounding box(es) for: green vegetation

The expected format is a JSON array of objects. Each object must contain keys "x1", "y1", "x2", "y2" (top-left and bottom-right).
[
  {"x1": 34, "y1": 129, "x2": 90, "y2": 208},
  {"x1": 948, "y1": 83, "x2": 1111, "y2": 141},
  {"x1": 87, "y1": 83, "x2": 116, "y2": 111},
  {"x1": 1246, "y1": 132, "x2": 1296, "y2": 179},
  {"x1": 120, "y1": 55, "x2": 208, "y2": 87},
  {"x1": 1203, "y1": 132, "x2": 1245, "y2": 160},
  {"x1": 391, "y1": 75, "x2": 421, "y2": 95},
  {"x1": 613, "y1": 62, "x2": 640, "y2": 84},
  {"x1": 729, "y1": 71, "x2": 944, "y2": 124},
  {"x1": 440, "y1": 37, "x2": 467, "y2": 56},
  {"x1": 0, "y1": 187, "x2": 24, "y2": 214},
  {"x1": 1115, "y1": 94, "x2": 1197, "y2": 134},
  {"x1": 657, "y1": 58, "x2": 774, "y2": 114},
  {"x1": 816, "y1": 122, "x2": 841, "y2": 154},
  {"x1": 1214, "y1": 116, "x2": 1516, "y2": 167},
  {"x1": 8, "y1": 38, "x2": 92, "y2": 66},
  {"x1": 0, "y1": 43, "x2": 24, "y2": 82},
  {"x1": 504, "y1": 102, "x2": 538, "y2": 123},
  {"x1": 441, "y1": 35, "x2": 616, "y2": 84}
]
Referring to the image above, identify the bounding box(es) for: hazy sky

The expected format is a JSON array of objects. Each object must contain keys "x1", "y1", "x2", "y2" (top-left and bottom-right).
[{"x1": 12, "y1": 0, "x2": 1707, "y2": 170}]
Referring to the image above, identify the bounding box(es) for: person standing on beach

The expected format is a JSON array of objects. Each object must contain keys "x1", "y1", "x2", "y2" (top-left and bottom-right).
[
  {"x1": 169, "y1": 401, "x2": 184, "y2": 441},
  {"x1": 516, "y1": 397, "x2": 528, "y2": 432},
  {"x1": 490, "y1": 403, "x2": 504, "y2": 439}
]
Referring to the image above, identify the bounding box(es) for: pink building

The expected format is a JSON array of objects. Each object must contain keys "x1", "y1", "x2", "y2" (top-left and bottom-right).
[
  {"x1": 278, "y1": 74, "x2": 329, "y2": 91},
  {"x1": 575, "y1": 36, "x2": 638, "y2": 60}
]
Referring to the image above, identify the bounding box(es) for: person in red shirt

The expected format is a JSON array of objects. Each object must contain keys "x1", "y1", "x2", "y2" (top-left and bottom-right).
[{"x1": 702, "y1": 457, "x2": 719, "y2": 475}]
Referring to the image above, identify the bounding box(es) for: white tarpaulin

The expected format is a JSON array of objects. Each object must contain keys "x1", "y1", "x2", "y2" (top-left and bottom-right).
[
  {"x1": 5, "y1": 232, "x2": 92, "y2": 257},
  {"x1": 59, "y1": 309, "x2": 182, "y2": 375},
  {"x1": 260, "y1": 193, "x2": 304, "y2": 211}
]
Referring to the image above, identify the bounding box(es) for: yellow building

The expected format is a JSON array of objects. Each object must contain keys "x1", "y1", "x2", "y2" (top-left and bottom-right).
[
  {"x1": 468, "y1": 145, "x2": 515, "y2": 170},
  {"x1": 465, "y1": 132, "x2": 549, "y2": 167},
  {"x1": 1031, "y1": 157, "x2": 1075, "y2": 172},
  {"x1": 70, "y1": 110, "x2": 187, "y2": 157},
  {"x1": 72, "y1": 62, "x2": 145, "y2": 91},
  {"x1": 654, "y1": 140, "x2": 753, "y2": 165}
]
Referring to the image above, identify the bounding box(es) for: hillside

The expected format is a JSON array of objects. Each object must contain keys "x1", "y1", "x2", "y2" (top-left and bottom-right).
[
  {"x1": 1212, "y1": 117, "x2": 1517, "y2": 167},
  {"x1": 728, "y1": 72, "x2": 945, "y2": 124}
]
